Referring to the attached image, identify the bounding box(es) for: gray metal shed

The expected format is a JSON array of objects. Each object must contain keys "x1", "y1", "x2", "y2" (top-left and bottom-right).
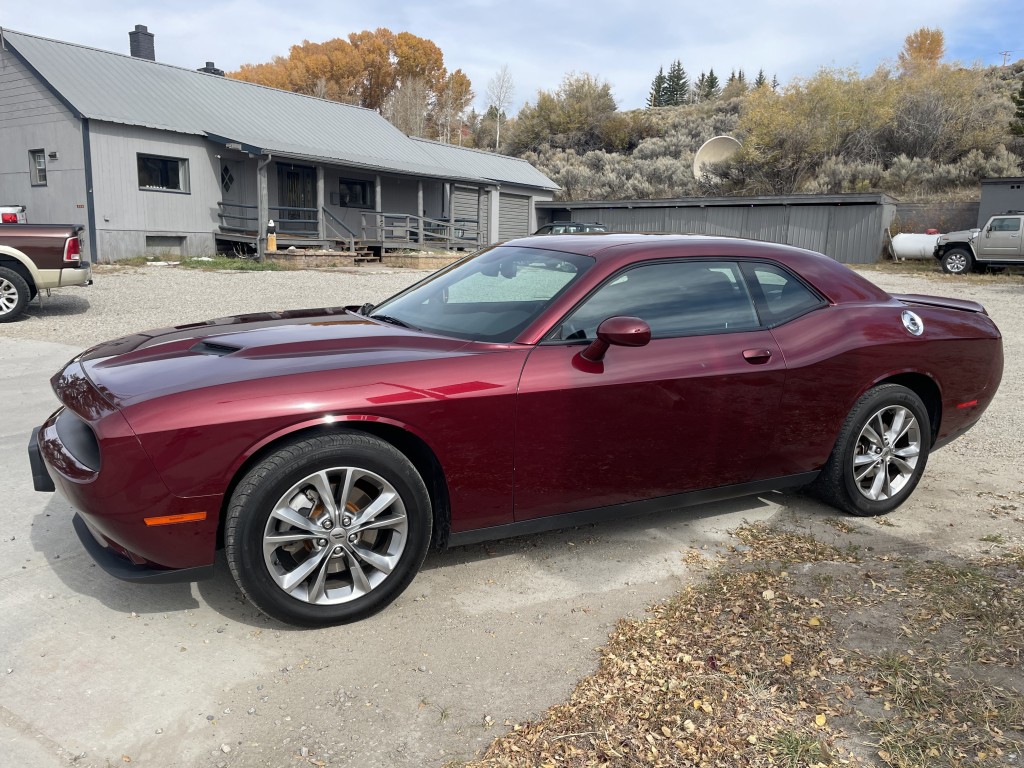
[
  {"x1": 536, "y1": 194, "x2": 897, "y2": 264},
  {"x1": 978, "y1": 178, "x2": 1024, "y2": 227}
]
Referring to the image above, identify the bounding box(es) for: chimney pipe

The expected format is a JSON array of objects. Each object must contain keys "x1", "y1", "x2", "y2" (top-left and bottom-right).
[
  {"x1": 197, "y1": 61, "x2": 225, "y2": 76},
  {"x1": 129, "y1": 25, "x2": 155, "y2": 61}
]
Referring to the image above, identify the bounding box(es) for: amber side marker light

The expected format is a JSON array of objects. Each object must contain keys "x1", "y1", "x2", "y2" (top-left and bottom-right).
[
  {"x1": 144, "y1": 512, "x2": 208, "y2": 527},
  {"x1": 956, "y1": 400, "x2": 979, "y2": 409}
]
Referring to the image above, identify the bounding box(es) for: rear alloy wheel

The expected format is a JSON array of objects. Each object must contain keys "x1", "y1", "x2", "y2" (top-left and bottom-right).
[
  {"x1": 0, "y1": 266, "x2": 30, "y2": 323},
  {"x1": 940, "y1": 248, "x2": 972, "y2": 275},
  {"x1": 812, "y1": 384, "x2": 931, "y2": 517},
  {"x1": 226, "y1": 432, "x2": 431, "y2": 626}
]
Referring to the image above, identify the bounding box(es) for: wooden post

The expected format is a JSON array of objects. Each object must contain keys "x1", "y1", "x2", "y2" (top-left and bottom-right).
[
  {"x1": 375, "y1": 174, "x2": 383, "y2": 242},
  {"x1": 257, "y1": 156, "x2": 270, "y2": 260},
  {"x1": 417, "y1": 180, "x2": 424, "y2": 245},
  {"x1": 316, "y1": 166, "x2": 325, "y2": 240}
]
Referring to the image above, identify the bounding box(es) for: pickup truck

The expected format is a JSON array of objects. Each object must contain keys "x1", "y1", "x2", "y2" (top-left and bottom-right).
[
  {"x1": 934, "y1": 211, "x2": 1024, "y2": 274},
  {"x1": 0, "y1": 224, "x2": 92, "y2": 322}
]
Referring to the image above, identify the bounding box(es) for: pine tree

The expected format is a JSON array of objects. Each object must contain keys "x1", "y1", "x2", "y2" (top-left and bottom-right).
[
  {"x1": 727, "y1": 70, "x2": 737, "y2": 85},
  {"x1": 1011, "y1": 77, "x2": 1024, "y2": 136},
  {"x1": 737, "y1": 68, "x2": 746, "y2": 85},
  {"x1": 703, "y1": 68, "x2": 721, "y2": 101},
  {"x1": 647, "y1": 66, "x2": 666, "y2": 108},
  {"x1": 753, "y1": 69, "x2": 767, "y2": 88},
  {"x1": 665, "y1": 60, "x2": 689, "y2": 106},
  {"x1": 771, "y1": 73, "x2": 780, "y2": 91}
]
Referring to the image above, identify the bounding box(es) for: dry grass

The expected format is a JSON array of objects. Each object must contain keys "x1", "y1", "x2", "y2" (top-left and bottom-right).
[{"x1": 455, "y1": 524, "x2": 1024, "y2": 768}]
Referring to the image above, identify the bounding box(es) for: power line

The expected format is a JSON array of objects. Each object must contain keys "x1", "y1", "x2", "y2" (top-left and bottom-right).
[{"x1": 999, "y1": 50, "x2": 1021, "y2": 66}]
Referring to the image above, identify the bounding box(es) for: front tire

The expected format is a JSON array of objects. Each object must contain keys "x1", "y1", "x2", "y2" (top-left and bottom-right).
[
  {"x1": 940, "y1": 248, "x2": 972, "y2": 275},
  {"x1": 812, "y1": 384, "x2": 930, "y2": 517},
  {"x1": 225, "y1": 432, "x2": 432, "y2": 627},
  {"x1": 0, "y1": 266, "x2": 30, "y2": 323}
]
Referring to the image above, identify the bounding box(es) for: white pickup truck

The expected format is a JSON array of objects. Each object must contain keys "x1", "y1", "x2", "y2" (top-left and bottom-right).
[{"x1": 934, "y1": 211, "x2": 1024, "y2": 273}]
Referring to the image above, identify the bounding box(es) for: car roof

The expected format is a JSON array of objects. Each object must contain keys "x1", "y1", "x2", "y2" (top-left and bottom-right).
[{"x1": 502, "y1": 233, "x2": 891, "y2": 305}]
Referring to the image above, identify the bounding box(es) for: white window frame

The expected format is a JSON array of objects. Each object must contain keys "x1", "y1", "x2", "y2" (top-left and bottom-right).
[{"x1": 29, "y1": 149, "x2": 47, "y2": 186}]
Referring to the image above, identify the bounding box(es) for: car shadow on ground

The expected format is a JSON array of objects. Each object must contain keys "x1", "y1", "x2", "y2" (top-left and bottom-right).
[
  {"x1": 29, "y1": 488, "x2": 835, "y2": 629},
  {"x1": 18, "y1": 293, "x2": 92, "y2": 321}
]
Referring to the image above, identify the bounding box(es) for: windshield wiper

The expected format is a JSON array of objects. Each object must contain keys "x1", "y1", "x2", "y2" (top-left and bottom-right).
[{"x1": 369, "y1": 314, "x2": 416, "y2": 329}]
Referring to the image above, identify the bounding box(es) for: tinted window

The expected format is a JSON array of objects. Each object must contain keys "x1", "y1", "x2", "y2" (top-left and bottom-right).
[
  {"x1": 370, "y1": 245, "x2": 594, "y2": 342},
  {"x1": 554, "y1": 261, "x2": 759, "y2": 341},
  {"x1": 743, "y1": 263, "x2": 823, "y2": 325},
  {"x1": 990, "y1": 217, "x2": 1021, "y2": 232}
]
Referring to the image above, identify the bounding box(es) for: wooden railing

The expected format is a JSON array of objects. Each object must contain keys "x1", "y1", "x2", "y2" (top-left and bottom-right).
[
  {"x1": 360, "y1": 211, "x2": 481, "y2": 248},
  {"x1": 322, "y1": 207, "x2": 357, "y2": 253}
]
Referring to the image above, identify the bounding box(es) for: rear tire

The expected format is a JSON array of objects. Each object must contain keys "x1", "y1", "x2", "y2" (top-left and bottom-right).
[
  {"x1": 225, "y1": 432, "x2": 432, "y2": 627},
  {"x1": 940, "y1": 248, "x2": 972, "y2": 275},
  {"x1": 0, "y1": 266, "x2": 30, "y2": 323},
  {"x1": 812, "y1": 384, "x2": 930, "y2": 517}
]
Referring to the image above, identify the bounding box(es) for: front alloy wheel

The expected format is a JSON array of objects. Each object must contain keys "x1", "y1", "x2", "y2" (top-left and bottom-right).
[
  {"x1": 226, "y1": 432, "x2": 431, "y2": 626},
  {"x1": 940, "y1": 248, "x2": 972, "y2": 275}
]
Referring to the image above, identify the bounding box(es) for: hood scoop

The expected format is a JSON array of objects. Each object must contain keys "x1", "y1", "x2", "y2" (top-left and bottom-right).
[{"x1": 192, "y1": 340, "x2": 242, "y2": 356}]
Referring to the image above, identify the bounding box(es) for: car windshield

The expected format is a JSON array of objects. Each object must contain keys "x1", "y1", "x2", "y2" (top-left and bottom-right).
[{"x1": 369, "y1": 245, "x2": 595, "y2": 342}]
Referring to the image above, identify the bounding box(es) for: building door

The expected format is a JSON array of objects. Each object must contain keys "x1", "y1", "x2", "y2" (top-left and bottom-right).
[
  {"x1": 219, "y1": 160, "x2": 247, "y2": 232},
  {"x1": 277, "y1": 165, "x2": 317, "y2": 234},
  {"x1": 498, "y1": 193, "x2": 530, "y2": 240}
]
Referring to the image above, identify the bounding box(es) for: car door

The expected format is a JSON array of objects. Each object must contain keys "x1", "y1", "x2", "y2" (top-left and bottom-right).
[
  {"x1": 978, "y1": 216, "x2": 1023, "y2": 260},
  {"x1": 513, "y1": 259, "x2": 787, "y2": 522}
]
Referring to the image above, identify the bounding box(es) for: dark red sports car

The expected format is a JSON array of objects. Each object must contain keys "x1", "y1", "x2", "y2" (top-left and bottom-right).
[{"x1": 30, "y1": 234, "x2": 1003, "y2": 626}]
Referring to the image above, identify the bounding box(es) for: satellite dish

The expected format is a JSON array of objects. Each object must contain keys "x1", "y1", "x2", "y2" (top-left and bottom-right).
[{"x1": 693, "y1": 135, "x2": 741, "y2": 180}]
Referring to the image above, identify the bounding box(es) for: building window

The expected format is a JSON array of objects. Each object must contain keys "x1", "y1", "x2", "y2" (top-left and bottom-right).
[
  {"x1": 138, "y1": 154, "x2": 189, "y2": 192},
  {"x1": 335, "y1": 178, "x2": 372, "y2": 208},
  {"x1": 29, "y1": 149, "x2": 47, "y2": 186}
]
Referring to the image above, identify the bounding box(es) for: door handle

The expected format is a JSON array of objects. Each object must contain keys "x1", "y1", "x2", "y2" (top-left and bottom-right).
[{"x1": 742, "y1": 348, "x2": 773, "y2": 364}]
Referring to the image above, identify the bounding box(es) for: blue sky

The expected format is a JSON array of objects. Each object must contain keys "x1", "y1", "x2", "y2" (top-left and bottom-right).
[{"x1": 5, "y1": 0, "x2": 1022, "y2": 112}]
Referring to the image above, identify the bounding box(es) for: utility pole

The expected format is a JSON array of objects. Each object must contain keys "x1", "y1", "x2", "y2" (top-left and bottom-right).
[{"x1": 1000, "y1": 50, "x2": 1019, "y2": 66}]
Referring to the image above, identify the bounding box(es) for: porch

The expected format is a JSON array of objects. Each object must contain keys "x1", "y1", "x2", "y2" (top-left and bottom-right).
[{"x1": 213, "y1": 155, "x2": 487, "y2": 259}]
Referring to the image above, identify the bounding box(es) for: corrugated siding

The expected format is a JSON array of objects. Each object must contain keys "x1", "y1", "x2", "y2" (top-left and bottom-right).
[
  {"x1": 705, "y1": 207, "x2": 747, "y2": 237},
  {"x1": 664, "y1": 208, "x2": 707, "y2": 234},
  {"x1": 498, "y1": 193, "x2": 530, "y2": 240},
  {"x1": 827, "y1": 205, "x2": 882, "y2": 264},
  {"x1": 744, "y1": 206, "x2": 788, "y2": 243},
  {"x1": 786, "y1": 206, "x2": 830, "y2": 253}
]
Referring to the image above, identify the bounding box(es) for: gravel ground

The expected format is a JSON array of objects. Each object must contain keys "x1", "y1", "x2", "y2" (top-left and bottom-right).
[{"x1": 2, "y1": 261, "x2": 1022, "y2": 768}]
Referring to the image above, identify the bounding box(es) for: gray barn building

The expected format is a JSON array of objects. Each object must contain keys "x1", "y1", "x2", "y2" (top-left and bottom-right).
[
  {"x1": 0, "y1": 28, "x2": 557, "y2": 262},
  {"x1": 537, "y1": 193, "x2": 897, "y2": 264}
]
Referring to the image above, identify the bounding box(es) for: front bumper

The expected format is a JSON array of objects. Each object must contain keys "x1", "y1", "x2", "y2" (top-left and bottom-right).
[{"x1": 30, "y1": 408, "x2": 221, "y2": 581}]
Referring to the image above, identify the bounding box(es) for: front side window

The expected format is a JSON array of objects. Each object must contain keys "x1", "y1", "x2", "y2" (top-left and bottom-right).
[
  {"x1": 138, "y1": 154, "x2": 189, "y2": 192},
  {"x1": 29, "y1": 149, "x2": 46, "y2": 186},
  {"x1": 990, "y1": 217, "x2": 1021, "y2": 232},
  {"x1": 553, "y1": 260, "x2": 759, "y2": 341},
  {"x1": 369, "y1": 245, "x2": 594, "y2": 342}
]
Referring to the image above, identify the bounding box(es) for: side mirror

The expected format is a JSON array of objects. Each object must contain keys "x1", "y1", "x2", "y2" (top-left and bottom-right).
[{"x1": 580, "y1": 316, "x2": 651, "y2": 362}]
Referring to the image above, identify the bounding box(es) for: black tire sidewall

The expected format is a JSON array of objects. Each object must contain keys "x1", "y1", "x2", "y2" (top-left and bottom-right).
[
  {"x1": 941, "y1": 249, "x2": 972, "y2": 275},
  {"x1": 0, "y1": 266, "x2": 30, "y2": 323},
  {"x1": 836, "y1": 386, "x2": 930, "y2": 517},
  {"x1": 226, "y1": 433, "x2": 432, "y2": 627}
]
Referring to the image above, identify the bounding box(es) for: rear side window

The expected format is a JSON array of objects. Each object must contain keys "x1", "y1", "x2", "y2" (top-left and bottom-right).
[{"x1": 742, "y1": 263, "x2": 823, "y2": 326}]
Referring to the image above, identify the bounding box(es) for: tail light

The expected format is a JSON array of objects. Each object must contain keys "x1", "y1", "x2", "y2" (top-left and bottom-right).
[
  {"x1": 1, "y1": 213, "x2": 18, "y2": 224},
  {"x1": 63, "y1": 236, "x2": 81, "y2": 263}
]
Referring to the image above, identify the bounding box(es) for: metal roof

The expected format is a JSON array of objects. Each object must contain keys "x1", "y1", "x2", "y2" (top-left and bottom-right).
[
  {"x1": 3, "y1": 29, "x2": 556, "y2": 190},
  {"x1": 412, "y1": 138, "x2": 558, "y2": 190},
  {"x1": 537, "y1": 193, "x2": 898, "y2": 208}
]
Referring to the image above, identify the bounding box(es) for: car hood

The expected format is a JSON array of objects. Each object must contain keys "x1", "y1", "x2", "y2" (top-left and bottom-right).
[
  {"x1": 937, "y1": 228, "x2": 980, "y2": 243},
  {"x1": 74, "y1": 308, "x2": 473, "y2": 407}
]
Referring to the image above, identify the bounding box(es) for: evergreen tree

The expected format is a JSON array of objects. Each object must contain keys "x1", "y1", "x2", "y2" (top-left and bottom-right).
[
  {"x1": 727, "y1": 70, "x2": 737, "y2": 85},
  {"x1": 647, "y1": 66, "x2": 666, "y2": 108},
  {"x1": 693, "y1": 71, "x2": 707, "y2": 102},
  {"x1": 737, "y1": 68, "x2": 746, "y2": 85},
  {"x1": 1011, "y1": 77, "x2": 1024, "y2": 136},
  {"x1": 771, "y1": 73, "x2": 780, "y2": 91},
  {"x1": 703, "y1": 68, "x2": 721, "y2": 101},
  {"x1": 665, "y1": 60, "x2": 689, "y2": 106},
  {"x1": 753, "y1": 69, "x2": 767, "y2": 88}
]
